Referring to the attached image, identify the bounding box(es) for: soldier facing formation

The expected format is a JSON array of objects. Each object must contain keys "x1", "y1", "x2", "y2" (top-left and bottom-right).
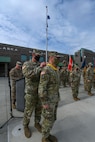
[{"x1": 22, "y1": 50, "x2": 46, "y2": 138}]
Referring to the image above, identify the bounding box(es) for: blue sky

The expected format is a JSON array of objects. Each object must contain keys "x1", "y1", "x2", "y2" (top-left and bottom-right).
[{"x1": 0, "y1": 0, "x2": 95, "y2": 54}]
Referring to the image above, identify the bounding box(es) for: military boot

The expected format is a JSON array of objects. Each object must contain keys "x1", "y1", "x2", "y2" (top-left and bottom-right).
[
  {"x1": 48, "y1": 134, "x2": 58, "y2": 142},
  {"x1": 76, "y1": 97, "x2": 80, "y2": 100},
  {"x1": 88, "y1": 92, "x2": 94, "y2": 96},
  {"x1": 42, "y1": 137, "x2": 52, "y2": 142},
  {"x1": 12, "y1": 103, "x2": 16, "y2": 109},
  {"x1": 24, "y1": 125, "x2": 31, "y2": 138},
  {"x1": 34, "y1": 123, "x2": 42, "y2": 133},
  {"x1": 84, "y1": 87, "x2": 87, "y2": 91},
  {"x1": 73, "y1": 97, "x2": 80, "y2": 101}
]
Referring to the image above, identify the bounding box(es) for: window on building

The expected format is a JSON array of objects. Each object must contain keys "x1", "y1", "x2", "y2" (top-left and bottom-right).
[
  {"x1": 7, "y1": 47, "x2": 10, "y2": 50},
  {"x1": 15, "y1": 48, "x2": 18, "y2": 51},
  {"x1": 75, "y1": 52, "x2": 78, "y2": 57},
  {"x1": 29, "y1": 50, "x2": 32, "y2": 53},
  {"x1": 39, "y1": 56, "x2": 45, "y2": 62},
  {"x1": 3, "y1": 47, "x2": 6, "y2": 50},
  {"x1": 21, "y1": 55, "x2": 27, "y2": 61},
  {"x1": 29, "y1": 55, "x2": 32, "y2": 60}
]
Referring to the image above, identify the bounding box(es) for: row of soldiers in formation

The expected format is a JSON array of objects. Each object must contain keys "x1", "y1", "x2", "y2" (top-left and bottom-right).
[
  {"x1": 9, "y1": 52, "x2": 94, "y2": 142},
  {"x1": 59, "y1": 61, "x2": 95, "y2": 101}
]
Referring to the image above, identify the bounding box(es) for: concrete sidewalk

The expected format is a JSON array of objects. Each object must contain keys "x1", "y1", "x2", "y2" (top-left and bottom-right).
[{"x1": 0, "y1": 77, "x2": 95, "y2": 142}]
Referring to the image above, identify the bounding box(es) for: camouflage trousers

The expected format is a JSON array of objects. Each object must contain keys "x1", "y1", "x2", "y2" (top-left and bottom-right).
[
  {"x1": 71, "y1": 83, "x2": 79, "y2": 98},
  {"x1": 41, "y1": 102, "x2": 58, "y2": 138},
  {"x1": 92, "y1": 81, "x2": 95, "y2": 89},
  {"x1": 86, "y1": 81, "x2": 92, "y2": 93},
  {"x1": 23, "y1": 93, "x2": 42, "y2": 126},
  {"x1": 11, "y1": 85, "x2": 16, "y2": 104},
  {"x1": 61, "y1": 79, "x2": 67, "y2": 87},
  {"x1": 83, "y1": 78, "x2": 87, "y2": 90}
]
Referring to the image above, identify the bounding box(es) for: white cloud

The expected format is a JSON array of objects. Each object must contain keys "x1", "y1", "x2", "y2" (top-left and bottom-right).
[{"x1": 0, "y1": 0, "x2": 95, "y2": 54}]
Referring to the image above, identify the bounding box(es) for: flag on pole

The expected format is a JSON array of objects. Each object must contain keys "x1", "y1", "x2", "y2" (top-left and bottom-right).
[
  {"x1": 47, "y1": 15, "x2": 50, "y2": 19},
  {"x1": 47, "y1": 15, "x2": 50, "y2": 27},
  {"x1": 68, "y1": 56, "x2": 73, "y2": 71}
]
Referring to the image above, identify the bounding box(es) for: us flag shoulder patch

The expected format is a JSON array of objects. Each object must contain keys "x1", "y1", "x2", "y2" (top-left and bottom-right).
[
  {"x1": 41, "y1": 71, "x2": 46, "y2": 75},
  {"x1": 22, "y1": 65, "x2": 26, "y2": 70}
]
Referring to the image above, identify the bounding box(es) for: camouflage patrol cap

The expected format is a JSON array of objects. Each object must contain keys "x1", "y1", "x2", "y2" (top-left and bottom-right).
[
  {"x1": 32, "y1": 49, "x2": 40, "y2": 55},
  {"x1": 74, "y1": 64, "x2": 79, "y2": 69},
  {"x1": 49, "y1": 52, "x2": 61, "y2": 57},
  {"x1": 32, "y1": 49, "x2": 40, "y2": 61},
  {"x1": 73, "y1": 64, "x2": 79, "y2": 69},
  {"x1": 88, "y1": 62, "x2": 93, "y2": 66},
  {"x1": 16, "y1": 61, "x2": 22, "y2": 66}
]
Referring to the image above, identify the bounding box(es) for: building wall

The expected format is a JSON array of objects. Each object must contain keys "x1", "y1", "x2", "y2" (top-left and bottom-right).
[
  {"x1": 0, "y1": 43, "x2": 34, "y2": 69},
  {"x1": 74, "y1": 48, "x2": 95, "y2": 67},
  {"x1": 1, "y1": 43, "x2": 95, "y2": 76},
  {"x1": 0, "y1": 43, "x2": 69, "y2": 76},
  {"x1": 74, "y1": 50, "x2": 82, "y2": 67}
]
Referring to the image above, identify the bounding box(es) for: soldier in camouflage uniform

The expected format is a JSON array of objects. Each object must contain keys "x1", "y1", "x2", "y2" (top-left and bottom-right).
[
  {"x1": 70, "y1": 65, "x2": 81, "y2": 101},
  {"x1": 93, "y1": 67, "x2": 95, "y2": 89},
  {"x1": 9, "y1": 61, "x2": 23, "y2": 109},
  {"x1": 22, "y1": 51, "x2": 46, "y2": 138},
  {"x1": 38, "y1": 52, "x2": 60, "y2": 142},
  {"x1": 85, "y1": 62, "x2": 94, "y2": 96},
  {"x1": 60, "y1": 67, "x2": 68, "y2": 87},
  {"x1": 82, "y1": 65, "x2": 88, "y2": 91},
  {"x1": 62, "y1": 60, "x2": 67, "y2": 67},
  {"x1": 66, "y1": 68, "x2": 71, "y2": 86}
]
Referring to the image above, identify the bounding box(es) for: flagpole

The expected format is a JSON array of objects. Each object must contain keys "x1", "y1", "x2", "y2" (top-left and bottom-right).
[{"x1": 46, "y1": 6, "x2": 48, "y2": 63}]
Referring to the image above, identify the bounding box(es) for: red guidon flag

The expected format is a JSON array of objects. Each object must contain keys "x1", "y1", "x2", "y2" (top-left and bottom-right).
[{"x1": 68, "y1": 56, "x2": 73, "y2": 71}]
